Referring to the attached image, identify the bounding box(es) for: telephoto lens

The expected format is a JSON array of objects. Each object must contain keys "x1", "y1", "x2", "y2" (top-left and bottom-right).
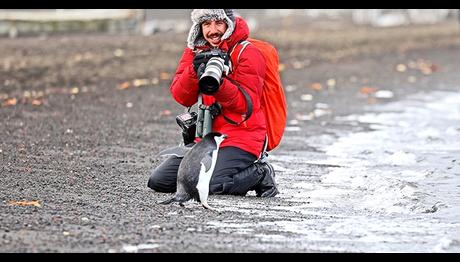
[{"x1": 199, "y1": 57, "x2": 224, "y2": 95}]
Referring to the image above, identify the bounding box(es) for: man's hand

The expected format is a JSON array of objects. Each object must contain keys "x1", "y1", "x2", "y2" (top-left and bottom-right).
[
  {"x1": 193, "y1": 52, "x2": 209, "y2": 73},
  {"x1": 193, "y1": 49, "x2": 231, "y2": 78},
  {"x1": 219, "y1": 53, "x2": 231, "y2": 76},
  {"x1": 196, "y1": 63, "x2": 206, "y2": 78}
]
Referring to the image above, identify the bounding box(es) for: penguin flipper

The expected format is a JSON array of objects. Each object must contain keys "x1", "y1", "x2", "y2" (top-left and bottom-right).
[
  {"x1": 200, "y1": 152, "x2": 213, "y2": 173},
  {"x1": 156, "y1": 145, "x2": 192, "y2": 158}
]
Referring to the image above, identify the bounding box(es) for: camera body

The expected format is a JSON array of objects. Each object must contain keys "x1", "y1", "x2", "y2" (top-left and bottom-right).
[
  {"x1": 197, "y1": 48, "x2": 228, "y2": 65},
  {"x1": 176, "y1": 112, "x2": 198, "y2": 145},
  {"x1": 198, "y1": 49, "x2": 229, "y2": 95}
]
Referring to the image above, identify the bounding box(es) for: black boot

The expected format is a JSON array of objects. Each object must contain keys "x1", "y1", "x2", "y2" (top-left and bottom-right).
[{"x1": 253, "y1": 161, "x2": 279, "y2": 198}]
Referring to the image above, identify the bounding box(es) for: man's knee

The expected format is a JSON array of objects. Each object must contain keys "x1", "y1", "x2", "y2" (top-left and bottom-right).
[
  {"x1": 147, "y1": 156, "x2": 181, "y2": 193},
  {"x1": 147, "y1": 174, "x2": 175, "y2": 193},
  {"x1": 147, "y1": 176, "x2": 158, "y2": 190}
]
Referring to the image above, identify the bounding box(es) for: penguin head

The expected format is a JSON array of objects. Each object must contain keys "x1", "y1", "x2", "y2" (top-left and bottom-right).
[
  {"x1": 214, "y1": 133, "x2": 227, "y2": 146},
  {"x1": 204, "y1": 132, "x2": 227, "y2": 147}
]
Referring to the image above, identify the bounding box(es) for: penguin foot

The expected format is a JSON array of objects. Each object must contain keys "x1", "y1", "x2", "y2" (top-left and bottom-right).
[
  {"x1": 202, "y1": 202, "x2": 216, "y2": 211},
  {"x1": 159, "y1": 198, "x2": 174, "y2": 205}
]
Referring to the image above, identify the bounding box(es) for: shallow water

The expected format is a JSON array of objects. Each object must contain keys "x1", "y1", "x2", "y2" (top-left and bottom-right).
[{"x1": 207, "y1": 90, "x2": 460, "y2": 252}]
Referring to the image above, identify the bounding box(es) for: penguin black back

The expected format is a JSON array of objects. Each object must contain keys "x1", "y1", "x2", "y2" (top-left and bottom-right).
[{"x1": 159, "y1": 132, "x2": 226, "y2": 208}]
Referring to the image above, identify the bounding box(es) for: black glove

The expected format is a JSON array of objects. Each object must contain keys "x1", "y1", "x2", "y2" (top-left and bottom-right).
[
  {"x1": 220, "y1": 52, "x2": 230, "y2": 69},
  {"x1": 196, "y1": 63, "x2": 206, "y2": 79},
  {"x1": 193, "y1": 53, "x2": 209, "y2": 73}
]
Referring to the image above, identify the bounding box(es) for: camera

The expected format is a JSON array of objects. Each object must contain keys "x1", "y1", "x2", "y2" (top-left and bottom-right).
[
  {"x1": 198, "y1": 49, "x2": 228, "y2": 95},
  {"x1": 176, "y1": 112, "x2": 197, "y2": 145},
  {"x1": 176, "y1": 112, "x2": 197, "y2": 132}
]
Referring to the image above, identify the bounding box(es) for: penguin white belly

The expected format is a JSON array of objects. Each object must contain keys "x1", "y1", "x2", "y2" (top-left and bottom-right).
[{"x1": 196, "y1": 148, "x2": 220, "y2": 210}]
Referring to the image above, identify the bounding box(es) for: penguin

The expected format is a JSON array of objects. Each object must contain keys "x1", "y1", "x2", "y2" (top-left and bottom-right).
[{"x1": 158, "y1": 132, "x2": 227, "y2": 210}]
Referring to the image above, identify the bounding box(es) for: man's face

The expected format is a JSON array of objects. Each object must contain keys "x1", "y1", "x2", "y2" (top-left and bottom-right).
[{"x1": 202, "y1": 19, "x2": 228, "y2": 47}]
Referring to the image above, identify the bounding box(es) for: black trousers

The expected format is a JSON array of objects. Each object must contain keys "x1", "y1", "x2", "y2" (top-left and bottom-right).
[{"x1": 147, "y1": 146, "x2": 261, "y2": 196}]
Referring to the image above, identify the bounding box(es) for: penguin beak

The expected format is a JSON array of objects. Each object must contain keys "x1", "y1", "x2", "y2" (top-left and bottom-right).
[{"x1": 222, "y1": 134, "x2": 228, "y2": 139}]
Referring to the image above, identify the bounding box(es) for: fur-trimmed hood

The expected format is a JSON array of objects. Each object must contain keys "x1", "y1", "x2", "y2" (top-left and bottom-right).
[{"x1": 187, "y1": 9, "x2": 236, "y2": 50}]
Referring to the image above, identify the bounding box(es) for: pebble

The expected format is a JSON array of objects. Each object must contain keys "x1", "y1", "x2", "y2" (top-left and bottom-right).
[
  {"x1": 300, "y1": 94, "x2": 313, "y2": 101},
  {"x1": 375, "y1": 90, "x2": 394, "y2": 99}
]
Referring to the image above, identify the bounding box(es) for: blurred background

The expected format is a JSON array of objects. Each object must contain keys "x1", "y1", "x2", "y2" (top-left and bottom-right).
[{"x1": 0, "y1": 9, "x2": 458, "y2": 38}]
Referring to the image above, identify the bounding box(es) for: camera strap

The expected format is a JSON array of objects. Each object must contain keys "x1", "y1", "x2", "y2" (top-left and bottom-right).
[{"x1": 221, "y1": 76, "x2": 253, "y2": 126}]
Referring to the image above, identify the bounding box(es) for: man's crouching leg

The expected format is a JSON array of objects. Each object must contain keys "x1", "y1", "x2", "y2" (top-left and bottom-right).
[{"x1": 209, "y1": 147, "x2": 279, "y2": 197}]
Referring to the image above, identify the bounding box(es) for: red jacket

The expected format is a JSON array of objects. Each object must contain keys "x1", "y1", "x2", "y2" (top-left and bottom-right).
[{"x1": 170, "y1": 17, "x2": 267, "y2": 158}]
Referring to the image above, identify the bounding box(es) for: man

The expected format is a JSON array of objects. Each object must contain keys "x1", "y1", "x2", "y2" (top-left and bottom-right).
[{"x1": 148, "y1": 9, "x2": 278, "y2": 198}]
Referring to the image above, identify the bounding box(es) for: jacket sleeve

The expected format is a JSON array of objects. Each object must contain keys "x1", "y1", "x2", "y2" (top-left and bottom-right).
[
  {"x1": 170, "y1": 48, "x2": 200, "y2": 107},
  {"x1": 213, "y1": 45, "x2": 265, "y2": 115}
]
